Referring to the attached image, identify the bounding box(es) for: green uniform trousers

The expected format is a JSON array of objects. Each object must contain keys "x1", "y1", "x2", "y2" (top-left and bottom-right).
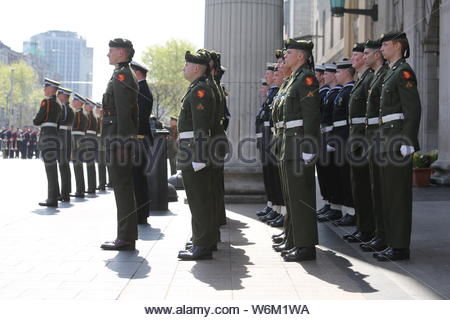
[
  {"x1": 282, "y1": 160, "x2": 318, "y2": 247},
  {"x1": 379, "y1": 151, "x2": 413, "y2": 248},
  {"x1": 108, "y1": 148, "x2": 138, "y2": 242},
  {"x1": 349, "y1": 149, "x2": 375, "y2": 234},
  {"x1": 182, "y1": 166, "x2": 216, "y2": 247}
]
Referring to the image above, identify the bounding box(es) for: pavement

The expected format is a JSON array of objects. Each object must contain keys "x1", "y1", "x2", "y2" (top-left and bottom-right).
[{"x1": 0, "y1": 158, "x2": 449, "y2": 300}]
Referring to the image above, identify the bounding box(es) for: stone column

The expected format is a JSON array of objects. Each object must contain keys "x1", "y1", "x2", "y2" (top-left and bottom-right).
[
  {"x1": 205, "y1": 0, "x2": 284, "y2": 201},
  {"x1": 431, "y1": 0, "x2": 450, "y2": 184}
]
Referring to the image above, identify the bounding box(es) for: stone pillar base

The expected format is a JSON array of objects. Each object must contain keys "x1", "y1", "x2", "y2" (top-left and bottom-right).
[
  {"x1": 224, "y1": 165, "x2": 266, "y2": 203},
  {"x1": 431, "y1": 160, "x2": 450, "y2": 185}
]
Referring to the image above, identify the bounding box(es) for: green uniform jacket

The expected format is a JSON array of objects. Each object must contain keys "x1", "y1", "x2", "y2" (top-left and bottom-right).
[
  {"x1": 33, "y1": 96, "x2": 61, "y2": 147},
  {"x1": 280, "y1": 64, "x2": 321, "y2": 161},
  {"x1": 348, "y1": 68, "x2": 373, "y2": 152},
  {"x1": 71, "y1": 109, "x2": 88, "y2": 153},
  {"x1": 271, "y1": 78, "x2": 289, "y2": 159},
  {"x1": 208, "y1": 76, "x2": 229, "y2": 161},
  {"x1": 177, "y1": 76, "x2": 216, "y2": 169},
  {"x1": 379, "y1": 58, "x2": 421, "y2": 152},
  {"x1": 102, "y1": 62, "x2": 138, "y2": 141},
  {"x1": 366, "y1": 64, "x2": 389, "y2": 147}
]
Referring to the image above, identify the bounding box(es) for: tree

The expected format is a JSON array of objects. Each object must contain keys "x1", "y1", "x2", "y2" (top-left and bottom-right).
[
  {"x1": 141, "y1": 39, "x2": 195, "y2": 120},
  {"x1": 0, "y1": 60, "x2": 42, "y2": 127}
]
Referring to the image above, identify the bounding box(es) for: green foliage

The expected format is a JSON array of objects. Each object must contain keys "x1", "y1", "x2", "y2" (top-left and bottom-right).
[
  {"x1": 413, "y1": 151, "x2": 438, "y2": 168},
  {"x1": 141, "y1": 39, "x2": 195, "y2": 119},
  {"x1": 0, "y1": 60, "x2": 42, "y2": 127}
]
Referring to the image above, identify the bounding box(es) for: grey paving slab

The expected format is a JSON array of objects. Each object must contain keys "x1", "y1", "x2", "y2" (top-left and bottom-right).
[{"x1": 0, "y1": 159, "x2": 448, "y2": 300}]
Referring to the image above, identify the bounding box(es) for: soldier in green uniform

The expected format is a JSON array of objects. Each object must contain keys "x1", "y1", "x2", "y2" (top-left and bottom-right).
[
  {"x1": 100, "y1": 38, "x2": 139, "y2": 251},
  {"x1": 84, "y1": 98, "x2": 98, "y2": 195},
  {"x1": 70, "y1": 93, "x2": 88, "y2": 198},
  {"x1": 271, "y1": 49, "x2": 293, "y2": 246},
  {"x1": 177, "y1": 50, "x2": 217, "y2": 260},
  {"x1": 95, "y1": 103, "x2": 108, "y2": 191},
  {"x1": 373, "y1": 32, "x2": 421, "y2": 261},
  {"x1": 34, "y1": 78, "x2": 62, "y2": 207},
  {"x1": 56, "y1": 87, "x2": 74, "y2": 202},
  {"x1": 278, "y1": 39, "x2": 321, "y2": 261},
  {"x1": 343, "y1": 43, "x2": 375, "y2": 241},
  {"x1": 360, "y1": 39, "x2": 389, "y2": 253}
]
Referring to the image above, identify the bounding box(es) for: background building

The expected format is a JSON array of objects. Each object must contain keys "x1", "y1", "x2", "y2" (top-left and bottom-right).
[
  {"x1": 23, "y1": 31, "x2": 93, "y2": 97},
  {"x1": 284, "y1": 0, "x2": 314, "y2": 39},
  {"x1": 308, "y1": 0, "x2": 449, "y2": 184}
]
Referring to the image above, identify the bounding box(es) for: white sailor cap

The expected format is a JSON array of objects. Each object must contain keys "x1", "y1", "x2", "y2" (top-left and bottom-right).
[
  {"x1": 130, "y1": 61, "x2": 148, "y2": 73},
  {"x1": 57, "y1": 87, "x2": 72, "y2": 96},
  {"x1": 336, "y1": 59, "x2": 352, "y2": 69},
  {"x1": 315, "y1": 64, "x2": 325, "y2": 72},
  {"x1": 85, "y1": 98, "x2": 96, "y2": 107},
  {"x1": 73, "y1": 93, "x2": 86, "y2": 103},
  {"x1": 324, "y1": 63, "x2": 337, "y2": 72},
  {"x1": 44, "y1": 78, "x2": 60, "y2": 88}
]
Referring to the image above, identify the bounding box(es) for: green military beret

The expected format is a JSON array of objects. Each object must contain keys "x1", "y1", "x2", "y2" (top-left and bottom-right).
[
  {"x1": 365, "y1": 39, "x2": 382, "y2": 49},
  {"x1": 380, "y1": 31, "x2": 407, "y2": 42},
  {"x1": 109, "y1": 38, "x2": 135, "y2": 60},
  {"x1": 380, "y1": 31, "x2": 410, "y2": 58},
  {"x1": 284, "y1": 38, "x2": 314, "y2": 51},
  {"x1": 275, "y1": 49, "x2": 284, "y2": 59},
  {"x1": 109, "y1": 38, "x2": 133, "y2": 48},
  {"x1": 185, "y1": 50, "x2": 210, "y2": 65},
  {"x1": 352, "y1": 42, "x2": 365, "y2": 52},
  {"x1": 209, "y1": 50, "x2": 221, "y2": 69}
]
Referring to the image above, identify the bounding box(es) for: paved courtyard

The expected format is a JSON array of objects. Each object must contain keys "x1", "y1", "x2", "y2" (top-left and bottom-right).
[{"x1": 0, "y1": 158, "x2": 449, "y2": 300}]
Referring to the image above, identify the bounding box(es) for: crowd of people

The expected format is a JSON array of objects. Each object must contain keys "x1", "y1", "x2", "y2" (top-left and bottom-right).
[
  {"x1": 0, "y1": 127, "x2": 40, "y2": 159},
  {"x1": 256, "y1": 31, "x2": 421, "y2": 262}
]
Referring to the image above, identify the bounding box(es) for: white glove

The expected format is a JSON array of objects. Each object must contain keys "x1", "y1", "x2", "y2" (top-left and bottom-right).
[
  {"x1": 400, "y1": 145, "x2": 415, "y2": 157},
  {"x1": 302, "y1": 153, "x2": 315, "y2": 164},
  {"x1": 192, "y1": 162, "x2": 207, "y2": 172},
  {"x1": 326, "y1": 144, "x2": 336, "y2": 152}
]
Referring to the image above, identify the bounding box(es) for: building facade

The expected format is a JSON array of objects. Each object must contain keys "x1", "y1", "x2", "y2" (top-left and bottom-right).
[
  {"x1": 310, "y1": 0, "x2": 450, "y2": 183},
  {"x1": 23, "y1": 31, "x2": 93, "y2": 98},
  {"x1": 284, "y1": 0, "x2": 314, "y2": 39}
]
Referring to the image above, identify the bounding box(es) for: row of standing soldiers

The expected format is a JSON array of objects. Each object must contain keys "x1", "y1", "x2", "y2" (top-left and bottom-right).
[
  {"x1": 256, "y1": 31, "x2": 421, "y2": 262},
  {"x1": 175, "y1": 49, "x2": 231, "y2": 260},
  {"x1": 0, "y1": 127, "x2": 39, "y2": 159}
]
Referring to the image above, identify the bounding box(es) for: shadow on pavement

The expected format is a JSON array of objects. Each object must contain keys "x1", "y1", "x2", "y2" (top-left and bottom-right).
[
  {"x1": 138, "y1": 224, "x2": 164, "y2": 241},
  {"x1": 32, "y1": 207, "x2": 59, "y2": 215},
  {"x1": 189, "y1": 217, "x2": 252, "y2": 291},
  {"x1": 106, "y1": 251, "x2": 151, "y2": 279},
  {"x1": 302, "y1": 248, "x2": 377, "y2": 293}
]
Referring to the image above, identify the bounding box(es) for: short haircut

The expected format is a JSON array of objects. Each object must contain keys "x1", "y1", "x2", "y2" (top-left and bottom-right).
[{"x1": 392, "y1": 39, "x2": 409, "y2": 56}]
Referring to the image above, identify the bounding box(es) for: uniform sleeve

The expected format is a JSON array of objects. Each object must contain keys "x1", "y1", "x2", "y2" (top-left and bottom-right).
[
  {"x1": 33, "y1": 100, "x2": 48, "y2": 125},
  {"x1": 298, "y1": 75, "x2": 321, "y2": 154},
  {"x1": 112, "y1": 70, "x2": 138, "y2": 137},
  {"x1": 189, "y1": 85, "x2": 216, "y2": 163},
  {"x1": 397, "y1": 68, "x2": 421, "y2": 150}
]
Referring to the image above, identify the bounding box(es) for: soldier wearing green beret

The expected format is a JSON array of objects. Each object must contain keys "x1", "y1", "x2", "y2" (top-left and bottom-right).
[
  {"x1": 34, "y1": 78, "x2": 62, "y2": 207},
  {"x1": 271, "y1": 50, "x2": 294, "y2": 246},
  {"x1": 100, "y1": 38, "x2": 139, "y2": 251},
  {"x1": 70, "y1": 93, "x2": 88, "y2": 198},
  {"x1": 360, "y1": 39, "x2": 389, "y2": 253},
  {"x1": 342, "y1": 42, "x2": 375, "y2": 242},
  {"x1": 56, "y1": 87, "x2": 74, "y2": 202},
  {"x1": 177, "y1": 50, "x2": 217, "y2": 260},
  {"x1": 373, "y1": 32, "x2": 421, "y2": 261},
  {"x1": 277, "y1": 39, "x2": 321, "y2": 261}
]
